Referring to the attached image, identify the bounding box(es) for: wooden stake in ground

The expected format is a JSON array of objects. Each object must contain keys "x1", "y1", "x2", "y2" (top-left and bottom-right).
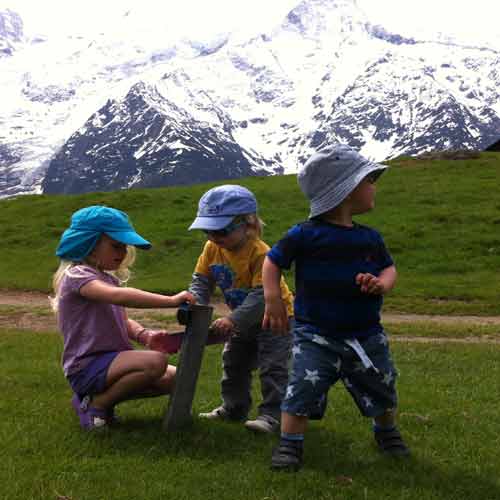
[{"x1": 163, "y1": 304, "x2": 214, "y2": 431}]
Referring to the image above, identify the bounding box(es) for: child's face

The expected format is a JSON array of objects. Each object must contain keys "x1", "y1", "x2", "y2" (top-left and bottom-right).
[
  {"x1": 89, "y1": 234, "x2": 128, "y2": 271},
  {"x1": 348, "y1": 176, "x2": 377, "y2": 215},
  {"x1": 204, "y1": 221, "x2": 248, "y2": 251}
]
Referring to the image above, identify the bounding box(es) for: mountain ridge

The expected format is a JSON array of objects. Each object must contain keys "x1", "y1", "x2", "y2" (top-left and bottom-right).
[{"x1": 1, "y1": 0, "x2": 499, "y2": 196}]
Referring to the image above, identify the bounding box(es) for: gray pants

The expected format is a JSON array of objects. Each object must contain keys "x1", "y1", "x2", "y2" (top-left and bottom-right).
[{"x1": 220, "y1": 327, "x2": 292, "y2": 421}]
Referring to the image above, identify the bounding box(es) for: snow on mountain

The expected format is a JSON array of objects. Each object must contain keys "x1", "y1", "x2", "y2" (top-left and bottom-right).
[
  {"x1": 42, "y1": 81, "x2": 274, "y2": 194},
  {"x1": 0, "y1": 8, "x2": 199, "y2": 197},
  {"x1": 1, "y1": 0, "x2": 500, "y2": 197},
  {"x1": 315, "y1": 47, "x2": 500, "y2": 159},
  {"x1": 0, "y1": 8, "x2": 23, "y2": 55}
]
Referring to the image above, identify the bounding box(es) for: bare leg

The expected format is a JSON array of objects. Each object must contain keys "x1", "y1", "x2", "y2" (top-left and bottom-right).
[
  {"x1": 271, "y1": 412, "x2": 308, "y2": 471},
  {"x1": 151, "y1": 364, "x2": 176, "y2": 394},
  {"x1": 123, "y1": 364, "x2": 177, "y2": 399},
  {"x1": 373, "y1": 408, "x2": 410, "y2": 456},
  {"x1": 373, "y1": 408, "x2": 396, "y2": 428},
  {"x1": 281, "y1": 412, "x2": 308, "y2": 434},
  {"x1": 91, "y1": 350, "x2": 175, "y2": 410}
]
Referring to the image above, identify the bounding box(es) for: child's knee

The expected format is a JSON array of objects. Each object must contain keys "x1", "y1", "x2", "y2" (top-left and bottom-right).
[
  {"x1": 166, "y1": 364, "x2": 176, "y2": 380},
  {"x1": 144, "y1": 352, "x2": 168, "y2": 379}
]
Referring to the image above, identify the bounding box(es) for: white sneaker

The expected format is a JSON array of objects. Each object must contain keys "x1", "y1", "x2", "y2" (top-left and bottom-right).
[
  {"x1": 198, "y1": 406, "x2": 245, "y2": 421},
  {"x1": 244, "y1": 415, "x2": 280, "y2": 434},
  {"x1": 199, "y1": 406, "x2": 230, "y2": 420}
]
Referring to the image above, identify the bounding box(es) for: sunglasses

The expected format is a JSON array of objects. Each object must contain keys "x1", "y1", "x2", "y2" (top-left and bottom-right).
[
  {"x1": 365, "y1": 171, "x2": 381, "y2": 184},
  {"x1": 203, "y1": 220, "x2": 246, "y2": 237}
]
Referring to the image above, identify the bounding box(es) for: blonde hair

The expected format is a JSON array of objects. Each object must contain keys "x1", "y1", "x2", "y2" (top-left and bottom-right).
[
  {"x1": 50, "y1": 241, "x2": 136, "y2": 313},
  {"x1": 234, "y1": 213, "x2": 265, "y2": 240}
]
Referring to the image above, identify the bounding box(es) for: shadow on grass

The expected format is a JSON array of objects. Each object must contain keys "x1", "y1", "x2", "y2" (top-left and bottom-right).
[
  {"x1": 90, "y1": 414, "x2": 276, "y2": 462},
  {"x1": 70, "y1": 413, "x2": 500, "y2": 499},
  {"x1": 4, "y1": 331, "x2": 500, "y2": 500},
  {"x1": 303, "y1": 426, "x2": 500, "y2": 499}
]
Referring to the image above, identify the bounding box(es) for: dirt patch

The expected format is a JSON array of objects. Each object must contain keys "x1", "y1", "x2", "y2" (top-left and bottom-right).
[
  {"x1": 0, "y1": 289, "x2": 230, "y2": 333},
  {"x1": 0, "y1": 311, "x2": 57, "y2": 333},
  {"x1": 0, "y1": 289, "x2": 52, "y2": 307},
  {"x1": 1, "y1": 290, "x2": 500, "y2": 341},
  {"x1": 384, "y1": 313, "x2": 500, "y2": 326},
  {"x1": 392, "y1": 336, "x2": 500, "y2": 345}
]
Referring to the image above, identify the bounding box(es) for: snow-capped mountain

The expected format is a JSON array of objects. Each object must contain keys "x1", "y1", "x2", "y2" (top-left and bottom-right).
[
  {"x1": 1, "y1": 0, "x2": 500, "y2": 197},
  {"x1": 42, "y1": 82, "x2": 275, "y2": 194}
]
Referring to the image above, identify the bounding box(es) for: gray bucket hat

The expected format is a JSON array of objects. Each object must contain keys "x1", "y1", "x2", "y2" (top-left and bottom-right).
[{"x1": 298, "y1": 144, "x2": 387, "y2": 218}]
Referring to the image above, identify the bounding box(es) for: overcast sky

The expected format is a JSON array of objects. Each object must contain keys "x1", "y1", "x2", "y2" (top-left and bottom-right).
[{"x1": 3, "y1": 0, "x2": 499, "y2": 45}]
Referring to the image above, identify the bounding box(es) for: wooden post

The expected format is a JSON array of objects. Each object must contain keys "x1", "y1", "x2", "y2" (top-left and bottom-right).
[{"x1": 163, "y1": 303, "x2": 213, "y2": 431}]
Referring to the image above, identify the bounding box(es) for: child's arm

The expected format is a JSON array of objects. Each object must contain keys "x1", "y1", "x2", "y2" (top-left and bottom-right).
[
  {"x1": 189, "y1": 243, "x2": 216, "y2": 305},
  {"x1": 356, "y1": 265, "x2": 397, "y2": 295},
  {"x1": 127, "y1": 317, "x2": 155, "y2": 346},
  {"x1": 189, "y1": 272, "x2": 214, "y2": 305},
  {"x1": 262, "y1": 256, "x2": 289, "y2": 335},
  {"x1": 222, "y1": 287, "x2": 264, "y2": 336},
  {"x1": 80, "y1": 279, "x2": 195, "y2": 308},
  {"x1": 126, "y1": 317, "x2": 182, "y2": 353}
]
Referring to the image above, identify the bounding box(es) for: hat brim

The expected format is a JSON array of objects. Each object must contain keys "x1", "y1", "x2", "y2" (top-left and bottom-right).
[
  {"x1": 189, "y1": 215, "x2": 235, "y2": 231},
  {"x1": 105, "y1": 231, "x2": 151, "y2": 249}
]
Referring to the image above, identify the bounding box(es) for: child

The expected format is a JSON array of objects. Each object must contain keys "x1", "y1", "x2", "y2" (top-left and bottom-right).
[
  {"x1": 52, "y1": 205, "x2": 195, "y2": 430},
  {"x1": 188, "y1": 184, "x2": 294, "y2": 433},
  {"x1": 262, "y1": 144, "x2": 410, "y2": 471}
]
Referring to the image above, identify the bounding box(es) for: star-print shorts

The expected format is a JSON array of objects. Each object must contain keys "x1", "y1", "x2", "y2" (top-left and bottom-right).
[{"x1": 281, "y1": 322, "x2": 398, "y2": 418}]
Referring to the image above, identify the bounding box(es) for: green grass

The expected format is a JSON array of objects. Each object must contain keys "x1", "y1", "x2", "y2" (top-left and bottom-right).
[
  {"x1": 1, "y1": 328, "x2": 499, "y2": 500},
  {"x1": 1, "y1": 153, "x2": 500, "y2": 315}
]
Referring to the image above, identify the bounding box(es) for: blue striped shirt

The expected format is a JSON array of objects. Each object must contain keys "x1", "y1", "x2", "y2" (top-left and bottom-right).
[{"x1": 267, "y1": 220, "x2": 394, "y2": 339}]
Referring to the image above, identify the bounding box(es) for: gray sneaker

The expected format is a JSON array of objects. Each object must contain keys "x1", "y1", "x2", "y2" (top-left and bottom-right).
[
  {"x1": 244, "y1": 415, "x2": 280, "y2": 434},
  {"x1": 198, "y1": 406, "x2": 245, "y2": 422},
  {"x1": 271, "y1": 441, "x2": 303, "y2": 471}
]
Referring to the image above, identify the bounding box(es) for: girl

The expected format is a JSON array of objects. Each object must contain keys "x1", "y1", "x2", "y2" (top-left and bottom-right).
[
  {"x1": 188, "y1": 185, "x2": 294, "y2": 434},
  {"x1": 52, "y1": 205, "x2": 195, "y2": 430}
]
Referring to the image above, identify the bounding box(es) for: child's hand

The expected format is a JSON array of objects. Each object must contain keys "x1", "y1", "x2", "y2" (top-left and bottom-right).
[
  {"x1": 262, "y1": 299, "x2": 289, "y2": 335},
  {"x1": 210, "y1": 317, "x2": 235, "y2": 336},
  {"x1": 147, "y1": 330, "x2": 181, "y2": 354},
  {"x1": 355, "y1": 273, "x2": 385, "y2": 295},
  {"x1": 169, "y1": 291, "x2": 196, "y2": 307}
]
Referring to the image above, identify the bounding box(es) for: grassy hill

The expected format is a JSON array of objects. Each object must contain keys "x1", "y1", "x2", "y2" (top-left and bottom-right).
[{"x1": 1, "y1": 152, "x2": 499, "y2": 315}]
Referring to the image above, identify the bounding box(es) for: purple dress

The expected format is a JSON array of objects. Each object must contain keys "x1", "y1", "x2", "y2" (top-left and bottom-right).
[{"x1": 57, "y1": 265, "x2": 133, "y2": 376}]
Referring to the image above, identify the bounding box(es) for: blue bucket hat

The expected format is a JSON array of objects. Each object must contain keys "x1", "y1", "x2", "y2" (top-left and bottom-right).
[
  {"x1": 189, "y1": 185, "x2": 257, "y2": 231},
  {"x1": 56, "y1": 205, "x2": 151, "y2": 261},
  {"x1": 298, "y1": 144, "x2": 387, "y2": 218}
]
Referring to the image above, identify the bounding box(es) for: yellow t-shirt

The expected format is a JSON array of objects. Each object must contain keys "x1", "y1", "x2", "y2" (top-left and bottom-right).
[{"x1": 194, "y1": 238, "x2": 294, "y2": 315}]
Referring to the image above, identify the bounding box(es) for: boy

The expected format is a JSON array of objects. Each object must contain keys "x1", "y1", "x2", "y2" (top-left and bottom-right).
[
  {"x1": 189, "y1": 185, "x2": 294, "y2": 433},
  {"x1": 262, "y1": 144, "x2": 410, "y2": 471}
]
